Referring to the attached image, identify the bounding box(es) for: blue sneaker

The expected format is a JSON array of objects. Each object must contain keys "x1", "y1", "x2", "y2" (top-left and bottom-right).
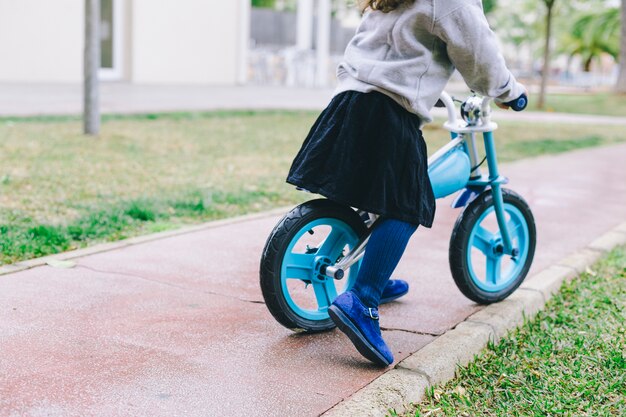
[
  {"x1": 328, "y1": 291, "x2": 394, "y2": 367},
  {"x1": 380, "y1": 279, "x2": 409, "y2": 304}
]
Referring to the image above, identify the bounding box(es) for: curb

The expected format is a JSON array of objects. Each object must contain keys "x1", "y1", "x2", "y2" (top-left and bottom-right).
[
  {"x1": 321, "y1": 221, "x2": 626, "y2": 417},
  {"x1": 0, "y1": 206, "x2": 291, "y2": 277}
]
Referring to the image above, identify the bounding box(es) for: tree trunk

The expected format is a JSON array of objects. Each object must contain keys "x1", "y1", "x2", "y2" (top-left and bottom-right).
[
  {"x1": 538, "y1": 1, "x2": 554, "y2": 109},
  {"x1": 617, "y1": 0, "x2": 626, "y2": 93},
  {"x1": 584, "y1": 56, "x2": 593, "y2": 73},
  {"x1": 84, "y1": 0, "x2": 100, "y2": 135}
]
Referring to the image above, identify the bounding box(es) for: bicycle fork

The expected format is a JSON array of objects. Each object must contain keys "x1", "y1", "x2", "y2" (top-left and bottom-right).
[{"x1": 482, "y1": 131, "x2": 515, "y2": 256}]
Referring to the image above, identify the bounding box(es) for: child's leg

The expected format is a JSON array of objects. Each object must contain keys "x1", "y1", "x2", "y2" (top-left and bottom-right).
[
  {"x1": 329, "y1": 217, "x2": 417, "y2": 366},
  {"x1": 351, "y1": 218, "x2": 417, "y2": 308}
]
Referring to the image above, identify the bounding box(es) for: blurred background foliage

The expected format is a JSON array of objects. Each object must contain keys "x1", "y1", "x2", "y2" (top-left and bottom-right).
[{"x1": 249, "y1": 0, "x2": 625, "y2": 96}]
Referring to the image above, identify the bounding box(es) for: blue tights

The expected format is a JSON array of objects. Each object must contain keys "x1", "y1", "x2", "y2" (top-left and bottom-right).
[{"x1": 351, "y1": 218, "x2": 417, "y2": 308}]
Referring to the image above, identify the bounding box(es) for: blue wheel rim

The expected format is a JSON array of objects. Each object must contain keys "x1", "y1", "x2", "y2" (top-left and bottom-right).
[
  {"x1": 466, "y1": 204, "x2": 530, "y2": 292},
  {"x1": 280, "y1": 218, "x2": 362, "y2": 321}
]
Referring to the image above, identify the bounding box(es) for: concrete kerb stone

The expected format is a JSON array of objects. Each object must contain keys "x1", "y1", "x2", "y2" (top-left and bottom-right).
[
  {"x1": 556, "y1": 248, "x2": 604, "y2": 274},
  {"x1": 0, "y1": 263, "x2": 29, "y2": 276},
  {"x1": 463, "y1": 298, "x2": 525, "y2": 343},
  {"x1": 321, "y1": 369, "x2": 429, "y2": 417},
  {"x1": 507, "y1": 288, "x2": 546, "y2": 321},
  {"x1": 18, "y1": 241, "x2": 132, "y2": 267},
  {"x1": 0, "y1": 206, "x2": 291, "y2": 277},
  {"x1": 588, "y1": 231, "x2": 626, "y2": 253},
  {"x1": 615, "y1": 222, "x2": 626, "y2": 234},
  {"x1": 397, "y1": 321, "x2": 494, "y2": 387},
  {"x1": 520, "y1": 265, "x2": 576, "y2": 301},
  {"x1": 323, "y1": 222, "x2": 626, "y2": 416}
]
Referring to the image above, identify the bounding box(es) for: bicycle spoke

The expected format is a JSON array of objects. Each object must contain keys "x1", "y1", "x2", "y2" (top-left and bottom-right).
[
  {"x1": 284, "y1": 253, "x2": 314, "y2": 281},
  {"x1": 472, "y1": 226, "x2": 492, "y2": 255},
  {"x1": 318, "y1": 228, "x2": 347, "y2": 256},
  {"x1": 507, "y1": 218, "x2": 523, "y2": 242},
  {"x1": 486, "y1": 256, "x2": 502, "y2": 285},
  {"x1": 311, "y1": 282, "x2": 331, "y2": 311},
  {"x1": 322, "y1": 279, "x2": 338, "y2": 305}
]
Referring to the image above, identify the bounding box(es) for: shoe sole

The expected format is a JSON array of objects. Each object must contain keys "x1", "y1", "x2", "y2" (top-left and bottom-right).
[
  {"x1": 328, "y1": 305, "x2": 391, "y2": 367},
  {"x1": 379, "y1": 288, "x2": 409, "y2": 305}
]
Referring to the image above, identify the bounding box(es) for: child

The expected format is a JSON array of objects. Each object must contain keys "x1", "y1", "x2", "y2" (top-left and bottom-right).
[{"x1": 286, "y1": 0, "x2": 527, "y2": 367}]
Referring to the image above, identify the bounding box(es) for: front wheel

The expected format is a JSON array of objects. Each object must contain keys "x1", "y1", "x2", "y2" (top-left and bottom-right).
[
  {"x1": 260, "y1": 199, "x2": 368, "y2": 332},
  {"x1": 449, "y1": 189, "x2": 536, "y2": 304}
]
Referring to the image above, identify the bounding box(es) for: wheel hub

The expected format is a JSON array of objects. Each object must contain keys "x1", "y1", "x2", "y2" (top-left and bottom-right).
[
  {"x1": 312, "y1": 256, "x2": 332, "y2": 282},
  {"x1": 491, "y1": 239, "x2": 519, "y2": 258}
]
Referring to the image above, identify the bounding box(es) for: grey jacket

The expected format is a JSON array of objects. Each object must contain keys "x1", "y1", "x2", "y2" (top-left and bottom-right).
[{"x1": 335, "y1": 0, "x2": 525, "y2": 123}]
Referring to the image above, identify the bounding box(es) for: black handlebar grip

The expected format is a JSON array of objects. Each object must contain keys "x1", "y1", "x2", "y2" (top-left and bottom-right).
[{"x1": 505, "y1": 94, "x2": 528, "y2": 112}]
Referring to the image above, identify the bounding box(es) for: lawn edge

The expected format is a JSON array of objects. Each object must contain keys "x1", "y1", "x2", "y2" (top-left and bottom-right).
[
  {"x1": 0, "y1": 206, "x2": 292, "y2": 276},
  {"x1": 320, "y1": 221, "x2": 626, "y2": 417}
]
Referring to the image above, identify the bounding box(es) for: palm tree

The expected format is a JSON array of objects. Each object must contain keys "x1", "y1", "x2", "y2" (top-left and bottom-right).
[
  {"x1": 561, "y1": 8, "x2": 619, "y2": 72},
  {"x1": 617, "y1": 0, "x2": 626, "y2": 93}
]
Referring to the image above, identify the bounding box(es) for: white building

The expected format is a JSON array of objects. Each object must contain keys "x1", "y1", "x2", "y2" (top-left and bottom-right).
[{"x1": 0, "y1": 0, "x2": 251, "y2": 85}]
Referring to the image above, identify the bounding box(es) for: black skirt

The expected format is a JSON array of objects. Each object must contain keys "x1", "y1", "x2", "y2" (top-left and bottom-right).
[{"x1": 287, "y1": 91, "x2": 435, "y2": 228}]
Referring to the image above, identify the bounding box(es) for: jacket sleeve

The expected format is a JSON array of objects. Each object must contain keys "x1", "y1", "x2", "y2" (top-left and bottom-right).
[{"x1": 432, "y1": 1, "x2": 525, "y2": 103}]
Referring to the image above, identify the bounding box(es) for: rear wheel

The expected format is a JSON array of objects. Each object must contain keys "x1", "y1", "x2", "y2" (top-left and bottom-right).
[
  {"x1": 260, "y1": 199, "x2": 368, "y2": 332},
  {"x1": 449, "y1": 189, "x2": 536, "y2": 304}
]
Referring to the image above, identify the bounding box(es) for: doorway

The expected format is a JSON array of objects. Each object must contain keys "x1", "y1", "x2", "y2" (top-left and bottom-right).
[{"x1": 99, "y1": 0, "x2": 124, "y2": 80}]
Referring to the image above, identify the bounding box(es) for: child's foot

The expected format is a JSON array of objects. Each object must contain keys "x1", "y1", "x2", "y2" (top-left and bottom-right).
[
  {"x1": 380, "y1": 279, "x2": 409, "y2": 304},
  {"x1": 328, "y1": 291, "x2": 394, "y2": 367}
]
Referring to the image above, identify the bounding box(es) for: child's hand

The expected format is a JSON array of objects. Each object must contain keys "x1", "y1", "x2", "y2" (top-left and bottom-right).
[{"x1": 496, "y1": 101, "x2": 511, "y2": 110}]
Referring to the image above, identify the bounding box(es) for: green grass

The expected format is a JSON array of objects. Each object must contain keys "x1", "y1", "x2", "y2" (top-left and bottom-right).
[
  {"x1": 398, "y1": 246, "x2": 626, "y2": 417},
  {"x1": 0, "y1": 189, "x2": 282, "y2": 263},
  {"x1": 503, "y1": 135, "x2": 603, "y2": 159},
  {"x1": 0, "y1": 109, "x2": 269, "y2": 124},
  {"x1": 0, "y1": 111, "x2": 624, "y2": 265},
  {"x1": 528, "y1": 92, "x2": 626, "y2": 117}
]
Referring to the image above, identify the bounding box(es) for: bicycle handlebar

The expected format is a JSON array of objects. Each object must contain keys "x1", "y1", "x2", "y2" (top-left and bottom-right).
[
  {"x1": 439, "y1": 91, "x2": 527, "y2": 130},
  {"x1": 439, "y1": 91, "x2": 457, "y2": 124},
  {"x1": 504, "y1": 94, "x2": 528, "y2": 112}
]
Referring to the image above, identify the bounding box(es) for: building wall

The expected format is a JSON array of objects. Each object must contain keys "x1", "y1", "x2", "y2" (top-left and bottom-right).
[
  {"x1": 0, "y1": 0, "x2": 248, "y2": 84},
  {"x1": 0, "y1": 0, "x2": 84, "y2": 82},
  {"x1": 131, "y1": 0, "x2": 245, "y2": 84}
]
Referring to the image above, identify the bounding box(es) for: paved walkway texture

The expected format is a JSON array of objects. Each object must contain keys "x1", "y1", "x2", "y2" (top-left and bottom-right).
[
  {"x1": 1, "y1": 136, "x2": 625, "y2": 415},
  {"x1": 1, "y1": 81, "x2": 625, "y2": 414}
]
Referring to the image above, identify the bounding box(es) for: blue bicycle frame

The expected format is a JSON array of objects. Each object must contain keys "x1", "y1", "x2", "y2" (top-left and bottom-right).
[
  {"x1": 428, "y1": 92, "x2": 514, "y2": 254},
  {"x1": 323, "y1": 92, "x2": 517, "y2": 279}
]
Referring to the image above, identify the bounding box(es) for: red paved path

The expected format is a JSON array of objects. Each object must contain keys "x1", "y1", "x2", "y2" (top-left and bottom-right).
[{"x1": 1, "y1": 144, "x2": 625, "y2": 416}]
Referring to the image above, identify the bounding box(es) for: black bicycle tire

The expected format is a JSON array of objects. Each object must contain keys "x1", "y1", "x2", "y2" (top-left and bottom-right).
[
  {"x1": 449, "y1": 188, "x2": 536, "y2": 304},
  {"x1": 260, "y1": 199, "x2": 368, "y2": 332}
]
